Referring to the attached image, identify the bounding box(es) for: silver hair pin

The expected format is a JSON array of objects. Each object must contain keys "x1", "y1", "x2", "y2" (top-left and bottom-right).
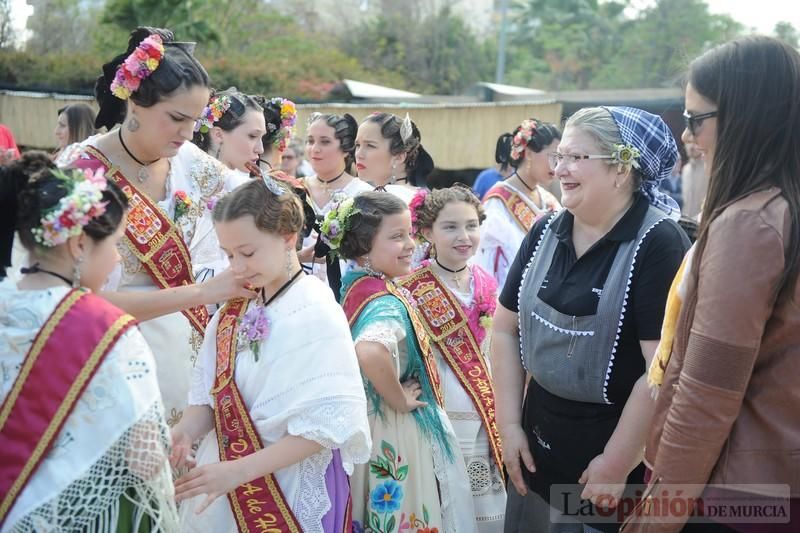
[
  {"x1": 263, "y1": 174, "x2": 285, "y2": 196},
  {"x1": 400, "y1": 113, "x2": 413, "y2": 144}
]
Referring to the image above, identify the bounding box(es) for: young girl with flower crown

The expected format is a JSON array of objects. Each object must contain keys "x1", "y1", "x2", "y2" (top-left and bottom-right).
[
  {"x1": 401, "y1": 186, "x2": 507, "y2": 532},
  {"x1": 325, "y1": 191, "x2": 477, "y2": 533},
  {"x1": 171, "y1": 177, "x2": 371, "y2": 533}
]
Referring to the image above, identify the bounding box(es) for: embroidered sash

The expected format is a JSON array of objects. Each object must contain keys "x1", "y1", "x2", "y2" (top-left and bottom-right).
[
  {"x1": 0, "y1": 290, "x2": 135, "y2": 524},
  {"x1": 400, "y1": 266, "x2": 503, "y2": 471},
  {"x1": 341, "y1": 275, "x2": 443, "y2": 407},
  {"x1": 484, "y1": 184, "x2": 536, "y2": 232},
  {"x1": 76, "y1": 147, "x2": 210, "y2": 335},
  {"x1": 211, "y1": 298, "x2": 302, "y2": 533}
]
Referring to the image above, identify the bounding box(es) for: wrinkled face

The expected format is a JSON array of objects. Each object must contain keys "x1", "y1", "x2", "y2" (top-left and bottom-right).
[
  {"x1": 129, "y1": 84, "x2": 210, "y2": 159},
  {"x1": 80, "y1": 220, "x2": 125, "y2": 292},
  {"x1": 54, "y1": 113, "x2": 69, "y2": 148},
  {"x1": 306, "y1": 120, "x2": 347, "y2": 177},
  {"x1": 280, "y1": 146, "x2": 301, "y2": 175},
  {"x1": 553, "y1": 127, "x2": 622, "y2": 217},
  {"x1": 215, "y1": 109, "x2": 266, "y2": 172},
  {"x1": 215, "y1": 215, "x2": 295, "y2": 288},
  {"x1": 682, "y1": 82, "x2": 718, "y2": 174},
  {"x1": 422, "y1": 201, "x2": 480, "y2": 268},
  {"x1": 355, "y1": 121, "x2": 400, "y2": 186},
  {"x1": 365, "y1": 210, "x2": 416, "y2": 278}
]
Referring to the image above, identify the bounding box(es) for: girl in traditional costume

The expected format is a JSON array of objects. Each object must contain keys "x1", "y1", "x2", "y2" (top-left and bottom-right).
[
  {"x1": 325, "y1": 191, "x2": 477, "y2": 533},
  {"x1": 253, "y1": 95, "x2": 297, "y2": 173},
  {"x1": 474, "y1": 118, "x2": 561, "y2": 289},
  {"x1": 0, "y1": 153, "x2": 178, "y2": 532},
  {"x1": 73, "y1": 27, "x2": 257, "y2": 427},
  {"x1": 192, "y1": 88, "x2": 267, "y2": 176},
  {"x1": 401, "y1": 186, "x2": 506, "y2": 532},
  {"x1": 171, "y1": 176, "x2": 371, "y2": 533}
]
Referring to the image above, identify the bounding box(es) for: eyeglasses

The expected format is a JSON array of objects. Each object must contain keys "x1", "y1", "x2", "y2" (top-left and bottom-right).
[
  {"x1": 547, "y1": 152, "x2": 613, "y2": 171},
  {"x1": 683, "y1": 110, "x2": 717, "y2": 136}
]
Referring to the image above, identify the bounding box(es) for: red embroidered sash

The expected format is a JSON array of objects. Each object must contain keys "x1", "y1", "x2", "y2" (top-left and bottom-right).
[
  {"x1": 400, "y1": 267, "x2": 503, "y2": 472},
  {"x1": 341, "y1": 275, "x2": 443, "y2": 407},
  {"x1": 211, "y1": 298, "x2": 302, "y2": 533},
  {"x1": 484, "y1": 184, "x2": 536, "y2": 232},
  {"x1": 76, "y1": 148, "x2": 210, "y2": 335},
  {"x1": 0, "y1": 290, "x2": 135, "y2": 524}
]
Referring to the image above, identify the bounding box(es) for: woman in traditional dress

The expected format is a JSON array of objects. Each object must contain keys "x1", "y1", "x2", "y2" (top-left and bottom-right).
[
  {"x1": 0, "y1": 153, "x2": 177, "y2": 532},
  {"x1": 474, "y1": 118, "x2": 561, "y2": 289},
  {"x1": 192, "y1": 87, "x2": 267, "y2": 176},
  {"x1": 73, "y1": 26, "x2": 256, "y2": 427},
  {"x1": 401, "y1": 185, "x2": 507, "y2": 532},
  {"x1": 300, "y1": 113, "x2": 372, "y2": 295},
  {"x1": 172, "y1": 176, "x2": 371, "y2": 533},
  {"x1": 323, "y1": 191, "x2": 477, "y2": 533},
  {"x1": 355, "y1": 112, "x2": 435, "y2": 267},
  {"x1": 253, "y1": 95, "x2": 297, "y2": 173}
]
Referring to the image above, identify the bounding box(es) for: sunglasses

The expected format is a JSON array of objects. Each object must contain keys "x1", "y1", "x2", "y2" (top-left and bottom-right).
[{"x1": 683, "y1": 110, "x2": 717, "y2": 136}]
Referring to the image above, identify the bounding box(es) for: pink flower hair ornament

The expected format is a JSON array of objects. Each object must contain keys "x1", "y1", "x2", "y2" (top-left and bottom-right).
[
  {"x1": 510, "y1": 118, "x2": 539, "y2": 161},
  {"x1": 268, "y1": 97, "x2": 298, "y2": 151},
  {"x1": 408, "y1": 188, "x2": 429, "y2": 240},
  {"x1": 110, "y1": 34, "x2": 165, "y2": 100},
  {"x1": 32, "y1": 168, "x2": 109, "y2": 248}
]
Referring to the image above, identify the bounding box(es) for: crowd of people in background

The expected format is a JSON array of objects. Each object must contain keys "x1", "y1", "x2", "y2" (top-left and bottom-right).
[{"x1": 0, "y1": 26, "x2": 798, "y2": 533}]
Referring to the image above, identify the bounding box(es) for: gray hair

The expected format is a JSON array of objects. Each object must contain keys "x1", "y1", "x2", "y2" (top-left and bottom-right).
[{"x1": 565, "y1": 107, "x2": 643, "y2": 189}]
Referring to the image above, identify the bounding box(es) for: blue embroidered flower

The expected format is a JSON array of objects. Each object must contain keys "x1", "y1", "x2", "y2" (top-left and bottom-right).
[{"x1": 370, "y1": 479, "x2": 404, "y2": 513}]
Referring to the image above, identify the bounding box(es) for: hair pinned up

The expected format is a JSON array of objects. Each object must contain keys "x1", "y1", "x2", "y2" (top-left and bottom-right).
[
  {"x1": 307, "y1": 112, "x2": 359, "y2": 174},
  {"x1": 335, "y1": 191, "x2": 408, "y2": 260},
  {"x1": 495, "y1": 118, "x2": 561, "y2": 171},
  {"x1": 94, "y1": 26, "x2": 210, "y2": 130},
  {"x1": 363, "y1": 112, "x2": 435, "y2": 186},
  {"x1": 191, "y1": 88, "x2": 263, "y2": 153},
  {"x1": 0, "y1": 151, "x2": 129, "y2": 276}
]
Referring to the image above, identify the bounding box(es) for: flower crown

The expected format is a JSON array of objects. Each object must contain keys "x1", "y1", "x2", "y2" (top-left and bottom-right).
[
  {"x1": 611, "y1": 143, "x2": 641, "y2": 169},
  {"x1": 510, "y1": 119, "x2": 538, "y2": 161},
  {"x1": 268, "y1": 97, "x2": 298, "y2": 151},
  {"x1": 195, "y1": 95, "x2": 232, "y2": 133},
  {"x1": 320, "y1": 193, "x2": 360, "y2": 255},
  {"x1": 110, "y1": 34, "x2": 165, "y2": 100},
  {"x1": 32, "y1": 168, "x2": 109, "y2": 247}
]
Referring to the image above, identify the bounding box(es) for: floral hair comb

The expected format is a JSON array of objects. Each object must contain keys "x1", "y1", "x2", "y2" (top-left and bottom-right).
[
  {"x1": 320, "y1": 194, "x2": 360, "y2": 255},
  {"x1": 32, "y1": 168, "x2": 109, "y2": 247},
  {"x1": 510, "y1": 118, "x2": 538, "y2": 161},
  {"x1": 110, "y1": 34, "x2": 165, "y2": 100},
  {"x1": 195, "y1": 95, "x2": 232, "y2": 133},
  {"x1": 268, "y1": 97, "x2": 297, "y2": 152}
]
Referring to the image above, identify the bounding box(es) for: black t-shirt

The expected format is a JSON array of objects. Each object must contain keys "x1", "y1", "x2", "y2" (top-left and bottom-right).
[{"x1": 500, "y1": 194, "x2": 690, "y2": 404}]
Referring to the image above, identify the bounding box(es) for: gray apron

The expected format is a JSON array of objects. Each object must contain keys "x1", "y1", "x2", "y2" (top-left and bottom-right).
[{"x1": 518, "y1": 207, "x2": 666, "y2": 404}]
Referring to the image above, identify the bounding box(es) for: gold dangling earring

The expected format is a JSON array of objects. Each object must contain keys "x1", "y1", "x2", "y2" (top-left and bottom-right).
[
  {"x1": 72, "y1": 256, "x2": 83, "y2": 289},
  {"x1": 390, "y1": 163, "x2": 396, "y2": 184}
]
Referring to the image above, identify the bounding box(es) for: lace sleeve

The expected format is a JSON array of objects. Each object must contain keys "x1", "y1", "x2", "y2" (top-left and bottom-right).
[{"x1": 354, "y1": 319, "x2": 406, "y2": 361}]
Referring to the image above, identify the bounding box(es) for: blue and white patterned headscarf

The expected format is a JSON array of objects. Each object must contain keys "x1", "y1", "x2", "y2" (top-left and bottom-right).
[{"x1": 602, "y1": 106, "x2": 681, "y2": 220}]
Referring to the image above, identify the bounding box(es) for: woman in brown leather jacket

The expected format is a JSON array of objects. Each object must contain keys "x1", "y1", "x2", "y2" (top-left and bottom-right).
[{"x1": 628, "y1": 36, "x2": 800, "y2": 533}]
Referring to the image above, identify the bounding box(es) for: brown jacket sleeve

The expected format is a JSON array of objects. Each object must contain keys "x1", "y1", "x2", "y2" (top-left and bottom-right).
[{"x1": 635, "y1": 208, "x2": 785, "y2": 532}]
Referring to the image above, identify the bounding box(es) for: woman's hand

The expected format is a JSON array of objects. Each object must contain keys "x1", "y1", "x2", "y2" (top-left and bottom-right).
[
  {"x1": 579, "y1": 453, "x2": 628, "y2": 509},
  {"x1": 297, "y1": 243, "x2": 317, "y2": 263},
  {"x1": 174, "y1": 460, "x2": 249, "y2": 514},
  {"x1": 169, "y1": 427, "x2": 196, "y2": 471},
  {"x1": 399, "y1": 379, "x2": 428, "y2": 413},
  {"x1": 500, "y1": 423, "x2": 535, "y2": 496},
  {"x1": 198, "y1": 268, "x2": 257, "y2": 305}
]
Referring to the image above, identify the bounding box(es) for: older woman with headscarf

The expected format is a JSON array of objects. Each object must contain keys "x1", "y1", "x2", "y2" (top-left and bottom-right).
[{"x1": 492, "y1": 107, "x2": 690, "y2": 532}]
